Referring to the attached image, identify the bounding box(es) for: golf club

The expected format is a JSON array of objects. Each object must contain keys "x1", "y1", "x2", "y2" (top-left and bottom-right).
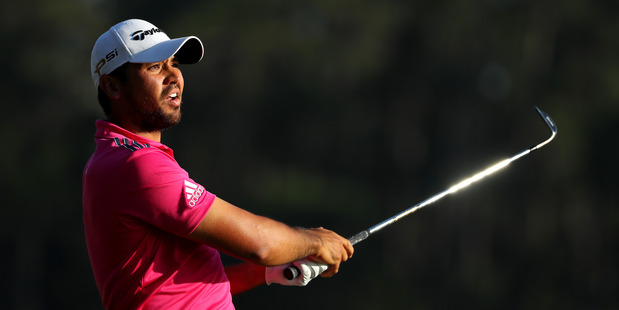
[{"x1": 285, "y1": 106, "x2": 557, "y2": 280}]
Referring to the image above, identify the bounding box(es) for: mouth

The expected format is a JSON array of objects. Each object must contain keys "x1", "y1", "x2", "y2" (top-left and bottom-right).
[{"x1": 166, "y1": 91, "x2": 181, "y2": 106}]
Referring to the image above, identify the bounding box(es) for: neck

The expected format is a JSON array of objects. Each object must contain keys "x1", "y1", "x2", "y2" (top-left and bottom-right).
[
  {"x1": 131, "y1": 130, "x2": 162, "y2": 142},
  {"x1": 107, "y1": 116, "x2": 163, "y2": 142}
]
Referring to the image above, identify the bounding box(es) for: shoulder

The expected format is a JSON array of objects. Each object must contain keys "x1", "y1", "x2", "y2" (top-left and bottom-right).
[{"x1": 120, "y1": 142, "x2": 187, "y2": 184}]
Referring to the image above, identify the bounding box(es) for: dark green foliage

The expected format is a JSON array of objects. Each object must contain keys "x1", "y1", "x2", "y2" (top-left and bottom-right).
[{"x1": 1, "y1": 0, "x2": 617, "y2": 309}]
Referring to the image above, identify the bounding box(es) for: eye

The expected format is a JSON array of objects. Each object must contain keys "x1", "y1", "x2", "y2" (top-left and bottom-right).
[{"x1": 147, "y1": 63, "x2": 161, "y2": 71}]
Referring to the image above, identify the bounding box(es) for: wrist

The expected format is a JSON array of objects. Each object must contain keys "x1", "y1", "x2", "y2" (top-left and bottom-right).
[{"x1": 294, "y1": 227, "x2": 323, "y2": 257}]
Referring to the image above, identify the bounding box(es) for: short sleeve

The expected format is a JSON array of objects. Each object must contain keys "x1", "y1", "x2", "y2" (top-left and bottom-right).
[{"x1": 121, "y1": 149, "x2": 215, "y2": 237}]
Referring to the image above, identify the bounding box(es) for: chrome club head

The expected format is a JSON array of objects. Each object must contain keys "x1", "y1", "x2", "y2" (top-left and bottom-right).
[{"x1": 532, "y1": 106, "x2": 558, "y2": 151}]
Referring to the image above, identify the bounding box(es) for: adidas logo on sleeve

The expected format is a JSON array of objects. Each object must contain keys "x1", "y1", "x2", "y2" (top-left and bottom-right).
[{"x1": 184, "y1": 180, "x2": 205, "y2": 208}]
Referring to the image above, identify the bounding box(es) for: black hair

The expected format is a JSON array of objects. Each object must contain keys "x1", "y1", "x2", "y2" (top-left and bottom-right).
[{"x1": 96, "y1": 62, "x2": 130, "y2": 116}]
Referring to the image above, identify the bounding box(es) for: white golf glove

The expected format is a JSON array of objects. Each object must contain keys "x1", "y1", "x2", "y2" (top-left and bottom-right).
[{"x1": 265, "y1": 258, "x2": 328, "y2": 286}]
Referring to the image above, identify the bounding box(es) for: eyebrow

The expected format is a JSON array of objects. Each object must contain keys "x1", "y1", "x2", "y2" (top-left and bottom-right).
[{"x1": 138, "y1": 57, "x2": 179, "y2": 67}]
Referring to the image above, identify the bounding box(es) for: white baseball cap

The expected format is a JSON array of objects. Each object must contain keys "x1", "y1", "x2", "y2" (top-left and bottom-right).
[{"x1": 90, "y1": 19, "x2": 204, "y2": 88}]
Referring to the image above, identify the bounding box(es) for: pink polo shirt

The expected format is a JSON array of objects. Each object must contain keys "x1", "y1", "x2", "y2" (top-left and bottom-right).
[{"x1": 82, "y1": 120, "x2": 234, "y2": 310}]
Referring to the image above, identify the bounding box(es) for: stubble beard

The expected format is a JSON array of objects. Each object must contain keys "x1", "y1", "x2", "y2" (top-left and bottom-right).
[
  {"x1": 139, "y1": 106, "x2": 181, "y2": 133},
  {"x1": 136, "y1": 100, "x2": 181, "y2": 133},
  {"x1": 136, "y1": 85, "x2": 183, "y2": 133}
]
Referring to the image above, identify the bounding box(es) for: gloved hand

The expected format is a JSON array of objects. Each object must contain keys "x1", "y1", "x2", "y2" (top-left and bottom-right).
[{"x1": 265, "y1": 258, "x2": 328, "y2": 286}]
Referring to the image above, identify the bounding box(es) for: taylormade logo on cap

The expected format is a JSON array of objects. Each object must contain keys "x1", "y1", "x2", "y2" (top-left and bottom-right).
[
  {"x1": 90, "y1": 19, "x2": 204, "y2": 88},
  {"x1": 130, "y1": 28, "x2": 163, "y2": 41}
]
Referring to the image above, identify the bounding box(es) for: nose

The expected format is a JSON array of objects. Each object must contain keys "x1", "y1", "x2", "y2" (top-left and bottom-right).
[{"x1": 163, "y1": 59, "x2": 183, "y2": 86}]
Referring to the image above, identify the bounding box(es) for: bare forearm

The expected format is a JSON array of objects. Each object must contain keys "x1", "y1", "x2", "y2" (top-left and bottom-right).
[
  {"x1": 189, "y1": 198, "x2": 353, "y2": 271},
  {"x1": 190, "y1": 198, "x2": 326, "y2": 265},
  {"x1": 246, "y1": 223, "x2": 323, "y2": 265}
]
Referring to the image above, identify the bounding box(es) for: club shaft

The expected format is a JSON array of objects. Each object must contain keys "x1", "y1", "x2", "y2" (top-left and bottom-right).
[
  {"x1": 368, "y1": 148, "x2": 530, "y2": 236},
  {"x1": 285, "y1": 149, "x2": 532, "y2": 280},
  {"x1": 283, "y1": 106, "x2": 556, "y2": 280},
  {"x1": 362, "y1": 106, "x2": 555, "y2": 239}
]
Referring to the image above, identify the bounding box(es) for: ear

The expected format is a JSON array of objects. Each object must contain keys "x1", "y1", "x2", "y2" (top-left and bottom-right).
[{"x1": 99, "y1": 75, "x2": 123, "y2": 100}]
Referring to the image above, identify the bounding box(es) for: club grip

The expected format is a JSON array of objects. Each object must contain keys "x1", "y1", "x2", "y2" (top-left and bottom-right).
[
  {"x1": 283, "y1": 230, "x2": 370, "y2": 280},
  {"x1": 284, "y1": 265, "x2": 300, "y2": 280}
]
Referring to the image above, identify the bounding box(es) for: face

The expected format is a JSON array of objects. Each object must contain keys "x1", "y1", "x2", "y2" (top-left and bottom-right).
[{"x1": 122, "y1": 57, "x2": 184, "y2": 132}]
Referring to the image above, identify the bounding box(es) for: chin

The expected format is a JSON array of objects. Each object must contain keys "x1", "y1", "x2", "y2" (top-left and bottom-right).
[{"x1": 141, "y1": 111, "x2": 182, "y2": 132}]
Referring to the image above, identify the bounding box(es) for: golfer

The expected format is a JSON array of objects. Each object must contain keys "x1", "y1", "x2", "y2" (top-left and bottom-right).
[{"x1": 83, "y1": 19, "x2": 353, "y2": 309}]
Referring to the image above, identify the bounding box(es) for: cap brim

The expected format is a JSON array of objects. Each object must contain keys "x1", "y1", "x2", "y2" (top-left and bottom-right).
[{"x1": 131, "y1": 36, "x2": 204, "y2": 64}]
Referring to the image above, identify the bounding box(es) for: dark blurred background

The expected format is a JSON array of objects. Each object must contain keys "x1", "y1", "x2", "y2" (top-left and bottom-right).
[{"x1": 2, "y1": 0, "x2": 617, "y2": 309}]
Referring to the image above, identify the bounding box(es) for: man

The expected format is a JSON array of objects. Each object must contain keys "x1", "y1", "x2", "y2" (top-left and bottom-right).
[{"x1": 83, "y1": 19, "x2": 354, "y2": 309}]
